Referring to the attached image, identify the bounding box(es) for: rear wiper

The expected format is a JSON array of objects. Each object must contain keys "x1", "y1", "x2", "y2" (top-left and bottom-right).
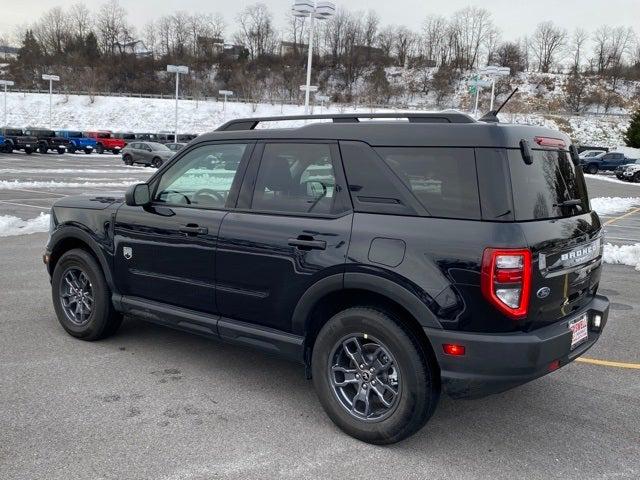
[{"x1": 554, "y1": 199, "x2": 582, "y2": 208}]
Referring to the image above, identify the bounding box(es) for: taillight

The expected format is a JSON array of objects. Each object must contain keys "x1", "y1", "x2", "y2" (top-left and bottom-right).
[
  {"x1": 534, "y1": 136, "x2": 566, "y2": 149},
  {"x1": 481, "y1": 248, "x2": 532, "y2": 320}
]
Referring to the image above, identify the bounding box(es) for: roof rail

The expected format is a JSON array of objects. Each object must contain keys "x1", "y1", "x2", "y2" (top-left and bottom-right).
[{"x1": 216, "y1": 112, "x2": 475, "y2": 131}]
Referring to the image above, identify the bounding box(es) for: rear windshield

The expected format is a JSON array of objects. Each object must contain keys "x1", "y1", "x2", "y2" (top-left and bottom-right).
[
  {"x1": 507, "y1": 149, "x2": 589, "y2": 221},
  {"x1": 375, "y1": 147, "x2": 480, "y2": 220}
]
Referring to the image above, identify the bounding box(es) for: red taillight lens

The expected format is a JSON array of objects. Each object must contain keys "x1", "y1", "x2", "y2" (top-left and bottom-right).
[
  {"x1": 534, "y1": 136, "x2": 566, "y2": 149},
  {"x1": 481, "y1": 248, "x2": 532, "y2": 320}
]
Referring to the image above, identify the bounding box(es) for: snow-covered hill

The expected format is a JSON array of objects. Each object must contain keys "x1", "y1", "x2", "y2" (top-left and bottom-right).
[{"x1": 2, "y1": 91, "x2": 631, "y2": 147}]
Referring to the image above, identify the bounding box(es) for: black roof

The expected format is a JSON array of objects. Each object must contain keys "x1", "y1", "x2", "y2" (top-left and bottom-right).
[{"x1": 194, "y1": 113, "x2": 571, "y2": 149}]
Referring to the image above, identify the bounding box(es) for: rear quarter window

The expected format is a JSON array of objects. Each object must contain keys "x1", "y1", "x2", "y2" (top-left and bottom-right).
[{"x1": 375, "y1": 147, "x2": 481, "y2": 220}]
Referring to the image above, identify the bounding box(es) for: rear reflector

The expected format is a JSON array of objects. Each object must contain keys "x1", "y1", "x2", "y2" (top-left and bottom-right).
[
  {"x1": 442, "y1": 344, "x2": 466, "y2": 356},
  {"x1": 548, "y1": 360, "x2": 560, "y2": 372},
  {"x1": 534, "y1": 136, "x2": 566, "y2": 149},
  {"x1": 481, "y1": 248, "x2": 532, "y2": 320}
]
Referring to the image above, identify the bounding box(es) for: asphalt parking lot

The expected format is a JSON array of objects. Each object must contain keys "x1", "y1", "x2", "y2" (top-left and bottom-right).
[{"x1": 1, "y1": 152, "x2": 639, "y2": 479}]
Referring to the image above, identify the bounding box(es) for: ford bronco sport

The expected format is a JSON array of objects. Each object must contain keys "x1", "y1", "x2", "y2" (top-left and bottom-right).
[{"x1": 44, "y1": 112, "x2": 609, "y2": 444}]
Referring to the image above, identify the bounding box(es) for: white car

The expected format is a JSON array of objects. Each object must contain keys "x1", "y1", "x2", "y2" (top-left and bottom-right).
[{"x1": 579, "y1": 149, "x2": 606, "y2": 159}]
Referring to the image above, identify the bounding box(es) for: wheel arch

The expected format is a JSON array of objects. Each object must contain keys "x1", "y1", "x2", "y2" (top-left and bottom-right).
[
  {"x1": 48, "y1": 227, "x2": 116, "y2": 292},
  {"x1": 292, "y1": 273, "x2": 442, "y2": 373}
]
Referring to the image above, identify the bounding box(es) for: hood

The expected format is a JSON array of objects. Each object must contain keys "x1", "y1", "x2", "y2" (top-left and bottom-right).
[{"x1": 53, "y1": 192, "x2": 125, "y2": 210}]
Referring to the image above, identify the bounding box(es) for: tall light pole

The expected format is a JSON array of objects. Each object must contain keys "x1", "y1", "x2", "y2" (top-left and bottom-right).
[
  {"x1": 479, "y1": 66, "x2": 510, "y2": 111},
  {"x1": 292, "y1": 0, "x2": 335, "y2": 115},
  {"x1": 219, "y1": 90, "x2": 234, "y2": 112},
  {"x1": 0, "y1": 79, "x2": 14, "y2": 126},
  {"x1": 42, "y1": 74, "x2": 60, "y2": 129},
  {"x1": 167, "y1": 65, "x2": 189, "y2": 142}
]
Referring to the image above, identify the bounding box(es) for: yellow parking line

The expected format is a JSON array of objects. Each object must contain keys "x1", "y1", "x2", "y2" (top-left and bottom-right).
[
  {"x1": 604, "y1": 207, "x2": 640, "y2": 226},
  {"x1": 576, "y1": 357, "x2": 640, "y2": 370}
]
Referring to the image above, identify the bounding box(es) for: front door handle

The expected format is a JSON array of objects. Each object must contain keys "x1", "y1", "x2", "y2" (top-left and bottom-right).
[
  {"x1": 288, "y1": 236, "x2": 326, "y2": 251},
  {"x1": 179, "y1": 224, "x2": 208, "y2": 236}
]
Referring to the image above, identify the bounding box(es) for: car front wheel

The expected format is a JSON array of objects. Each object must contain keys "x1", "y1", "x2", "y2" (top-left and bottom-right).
[
  {"x1": 587, "y1": 164, "x2": 598, "y2": 175},
  {"x1": 312, "y1": 307, "x2": 440, "y2": 444},
  {"x1": 152, "y1": 157, "x2": 163, "y2": 168},
  {"x1": 634, "y1": 172, "x2": 640, "y2": 183},
  {"x1": 51, "y1": 249, "x2": 122, "y2": 341},
  {"x1": 123, "y1": 154, "x2": 133, "y2": 165}
]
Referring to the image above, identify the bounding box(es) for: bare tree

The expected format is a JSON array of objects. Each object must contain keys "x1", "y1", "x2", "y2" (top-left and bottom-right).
[
  {"x1": 375, "y1": 25, "x2": 395, "y2": 60},
  {"x1": 69, "y1": 3, "x2": 93, "y2": 40},
  {"x1": 449, "y1": 7, "x2": 494, "y2": 69},
  {"x1": 569, "y1": 28, "x2": 588, "y2": 72},
  {"x1": 394, "y1": 27, "x2": 416, "y2": 67},
  {"x1": 33, "y1": 7, "x2": 71, "y2": 56},
  {"x1": 421, "y1": 15, "x2": 447, "y2": 66},
  {"x1": 530, "y1": 21, "x2": 567, "y2": 73},
  {"x1": 95, "y1": 0, "x2": 132, "y2": 55},
  {"x1": 234, "y1": 3, "x2": 278, "y2": 60}
]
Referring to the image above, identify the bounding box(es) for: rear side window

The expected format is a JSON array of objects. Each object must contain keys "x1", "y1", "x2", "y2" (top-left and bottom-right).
[
  {"x1": 375, "y1": 147, "x2": 481, "y2": 220},
  {"x1": 507, "y1": 149, "x2": 589, "y2": 221}
]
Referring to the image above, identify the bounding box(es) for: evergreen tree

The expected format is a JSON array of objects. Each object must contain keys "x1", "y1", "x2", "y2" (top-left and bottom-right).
[{"x1": 624, "y1": 108, "x2": 640, "y2": 148}]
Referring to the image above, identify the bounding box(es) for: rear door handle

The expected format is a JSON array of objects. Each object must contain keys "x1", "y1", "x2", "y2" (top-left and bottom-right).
[
  {"x1": 179, "y1": 224, "x2": 208, "y2": 236},
  {"x1": 288, "y1": 237, "x2": 326, "y2": 251}
]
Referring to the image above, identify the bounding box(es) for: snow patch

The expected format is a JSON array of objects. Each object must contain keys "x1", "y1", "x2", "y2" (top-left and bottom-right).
[
  {"x1": 603, "y1": 243, "x2": 640, "y2": 271},
  {"x1": 0, "y1": 213, "x2": 50, "y2": 237},
  {"x1": 590, "y1": 197, "x2": 640, "y2": 216},
  {"x1": 0, "y1": 180, "x2": 136, "y2": 190}
]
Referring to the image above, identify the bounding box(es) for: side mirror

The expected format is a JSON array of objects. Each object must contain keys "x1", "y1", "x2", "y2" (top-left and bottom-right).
[{"x1": 125, "y1": 183, "x2": 151, "y2": 206}]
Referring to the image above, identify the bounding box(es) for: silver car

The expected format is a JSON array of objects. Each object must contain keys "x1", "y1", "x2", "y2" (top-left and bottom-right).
[{"x1": 121, "y1": 141, "x2": 174, "y2": 168}]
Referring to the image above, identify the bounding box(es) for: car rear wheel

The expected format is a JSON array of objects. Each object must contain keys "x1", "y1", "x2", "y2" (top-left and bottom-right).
[
  {"x1": 38, "y1": 144, "x2": 48, "y2": 154},
  {"x1": 152, "y1": 157, "x2": 163, "y2": 168},
  {"x1": 634, "y1": 172, "x2": 640, "y2": 183},
  {"x1": 312, "y1": 307, "x2": 440, "y2": 444},
  {"x1": 84, "y1": 148, "x2": 93, "y2": 154},
  {"x1": 25, "y1": 147, "x2": 33, "y2": 155},
  {"x1": 57, "y1": 147, "x2": 65, "y2": 154},
  {"x1": 587, "y1": 164, "x2": 598, "y2": 175},
  {"x1": 51, "y1": 249, "x2": 122, "y2": 341},
  {"x1": 68, "y1": 146, "x2": 76, "y2": 154}
]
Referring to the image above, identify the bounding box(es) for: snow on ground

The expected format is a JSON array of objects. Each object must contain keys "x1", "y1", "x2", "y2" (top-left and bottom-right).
[
  {"x1": 2, "y1": 92, "x2": 630, "y2": 147},
  {"x1": 587, "y1": 175, "x2": 640, "y2": 187},
  {"x1": 603, "y1": 243, "x2": 640, "y2": 271},
  {"x1": 0, "y1": 212, "x2": 50, "y2": 237},
  {"x1": 590, "y1": 197, "x2": 640, "y2": 215}
]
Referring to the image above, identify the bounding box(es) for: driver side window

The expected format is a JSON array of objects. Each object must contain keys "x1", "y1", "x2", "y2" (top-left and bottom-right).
[{"x1": 154, "y1": 143, "x2": 248, "y2": 208}]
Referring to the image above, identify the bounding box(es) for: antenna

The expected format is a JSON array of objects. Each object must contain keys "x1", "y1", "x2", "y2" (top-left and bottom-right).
[{"x1": 479, "y1": 88, "x2": 519, "y2": 123}]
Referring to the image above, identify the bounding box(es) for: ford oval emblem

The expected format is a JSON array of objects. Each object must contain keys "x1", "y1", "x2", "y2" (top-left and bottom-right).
[{"x1": 537, "y1": 287, "x2": 551, "y2": 299}]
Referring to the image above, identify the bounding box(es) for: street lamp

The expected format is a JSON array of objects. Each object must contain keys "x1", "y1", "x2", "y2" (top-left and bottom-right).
[
  {"x1": 292, "y1": 0, "x2": 335, "y2": 114},
  {"x1": 42, "y1": 74, "x2": 60, "y2": 129},
  {"x1": 167, "y1": 65, "x2": 189, "y2": 142},
  {"x1": 219, "y1": 90, "x2": 234, "y2": 111},
  {"x1": 479, "y1": 66, "x2": 510, "y2": 111},
  {"x1": 0, "y1": 79, "x2": 15, "y2": 126}
]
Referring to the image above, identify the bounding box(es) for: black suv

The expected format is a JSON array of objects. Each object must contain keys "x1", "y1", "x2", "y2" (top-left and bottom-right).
[
  {"x1": 1, "y1": 127, "x2": 38, "y2": 154},
  {"x1": 44, "y1": 113, "x2": 609, "y2": 444},
  {"x1": 24, "y1": 128, "x2": 70, "y2": 154}
]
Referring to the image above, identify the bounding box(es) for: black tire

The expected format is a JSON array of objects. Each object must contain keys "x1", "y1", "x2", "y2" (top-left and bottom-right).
[
  {"x1": 123, "y1": 154, "x2": 133, "y2": 165},
  {"x1": 84, "y1": 148, "x2": 93, "y2": 154},
  {"x1": 3, "y1": 143, "x2": 13, "y2": 153},
  {"x1": 51, "y1": 248, "x2": 122, "y2": 341},
  {"x1": 312, "y1": 307, "x2": 440, "y2": 445},
  {"x1": 634, "y1": 172, "x2": 640, "y2": 183},
  {"x1": 96, "y1": 143, "x2": 104, "y2": 154},
  {"x1": 38, "y1": 144, "x2": 48, "y2": 154},
  {"x1": 25, "y1": 147, "x2": 33, "y2": 155},
  {"x1": 57, "y1": 147, "x2": 65, "y2": 154},
  {"x1": 68, "y1": 146, "x2": 76, "y2": 154},
  {"x1": 152, "y1": 157, "x2": 163, "y2": 168},
  {"x1": 587, "y1": 164, "x2": 598, "y2": 175}
]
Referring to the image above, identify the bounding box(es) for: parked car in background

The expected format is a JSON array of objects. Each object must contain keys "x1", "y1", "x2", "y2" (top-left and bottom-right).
[
  {"x1": 156, "y1": 132, "x2": 197, "y2": 144},
  {"x1": 114, "y1": 132, "x2": 136, "y2": 146},
  {"x1": 581, "y1": 152, "x2": 632, "y2": 174},
  {"x1": 615, "y1": 160, "x2": 637, "y2": 180},
  {"x1": 84, "y1": 131, "x2": 126, "y2": 154},
  {"x1": 0, "y1": 134, "x2": 4, "y2": 148},
  {"x1": 579, "y1": 149, "x2": 606, "y2": 159},
  {"x1": 0, "y1": 127, "x2": 38, "y2": 154},
  {"x1": 165, "y1": 142, "x2": 186, "y2": 152},
  {"x1": 121, "y1": 141, "x2": 173, "y2": 167},
  {"x1": 134, "y1": 133, "x2": 160, "y2": 142},
  {"x1": 617, "y1": 163, "x2": 640, "y2": 182},
  {"x1": 55, "y1": 130, "x2": 97, "y2": 154},
  {"x1": 577, "y1": 145, "x2": 609, "y2": 154},
  {"x1": 24, "y1": 128, "x2": 70, "y2": 154}
]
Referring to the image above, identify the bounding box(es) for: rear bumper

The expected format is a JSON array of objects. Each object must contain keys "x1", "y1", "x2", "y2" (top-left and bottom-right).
[{"x1": 425, "y1": 295, "x2": 609, "y2": 399}]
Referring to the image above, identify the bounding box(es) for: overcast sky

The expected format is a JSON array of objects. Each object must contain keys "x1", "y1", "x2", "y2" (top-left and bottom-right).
[{"x1": 1, "y1": 0, "x2": 639, "y2": 44}]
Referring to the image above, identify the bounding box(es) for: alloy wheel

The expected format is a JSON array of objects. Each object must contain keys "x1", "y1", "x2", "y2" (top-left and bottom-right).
[
  {"x1": 328, "y1": 334, "x2": 401, "y2": 421},
  {"x1": 59, "y1": 267, "x2": 94, "y2": 326}
]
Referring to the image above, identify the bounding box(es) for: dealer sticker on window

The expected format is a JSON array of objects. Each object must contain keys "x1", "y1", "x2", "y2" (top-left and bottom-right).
[{"x1": 569, "y1": 314, "x2": 589, "y2": 350}]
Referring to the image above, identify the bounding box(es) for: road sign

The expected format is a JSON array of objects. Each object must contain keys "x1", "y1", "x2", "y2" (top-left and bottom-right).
[
  {"x1": 300, "y1": 85, "x2": 319, "y2": 92},
  {"x1": 316, "y1": 95, "x2": 330, "y2": 102},
  {"x1": 42, "y1": 74, "x2": 60, "y2": 81},
  {"x1": 167, "y1": 65, "x2": 189, "y2": 74},
  {"x1": 469, "y1": 79, "x2": 492, "y2": 88},
  {"x1": 219, "y1": 90, "x2": 234, "y2": 96},
  {"x1": 0, "y1": 80, "x2": 15, "y2": 86}
]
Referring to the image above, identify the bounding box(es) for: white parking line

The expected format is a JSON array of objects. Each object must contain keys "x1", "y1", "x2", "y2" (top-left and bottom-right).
[
  {"x1": 0, "y1": 200, "x2": 50, "y2": 210},
  {"x1": 3, "y1": 188, "x2": 65, "y2": 197}
]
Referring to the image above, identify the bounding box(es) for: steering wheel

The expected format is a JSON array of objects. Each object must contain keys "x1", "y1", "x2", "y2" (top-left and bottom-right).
[
  {"x1": 161, "y1": 189, "x2": 191, "y2": 205},
  {"x1": 192, "y1": 188, "x2": 226, "y2": 206}
]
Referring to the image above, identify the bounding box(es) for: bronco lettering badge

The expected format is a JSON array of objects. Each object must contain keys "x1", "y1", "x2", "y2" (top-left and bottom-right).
[{"x1": 123, "y1": 246, "x2": 133, "y2": 260}]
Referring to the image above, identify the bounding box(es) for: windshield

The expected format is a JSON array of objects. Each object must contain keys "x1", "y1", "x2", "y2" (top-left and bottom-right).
[
  {"x1": 508, "y1": 149, "x2": 589, "y2": 221},
  {"x1": 68, "y1": 131, "x2": 83, "y2": 137},
  {"x1": 97, "y1": 133, "x2": 112, "y2": 139}
]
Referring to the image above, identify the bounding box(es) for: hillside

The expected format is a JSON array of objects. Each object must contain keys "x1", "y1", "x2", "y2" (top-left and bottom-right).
[{"x1": 2, "y1": 91, "x2": 631, "y2": 147}]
